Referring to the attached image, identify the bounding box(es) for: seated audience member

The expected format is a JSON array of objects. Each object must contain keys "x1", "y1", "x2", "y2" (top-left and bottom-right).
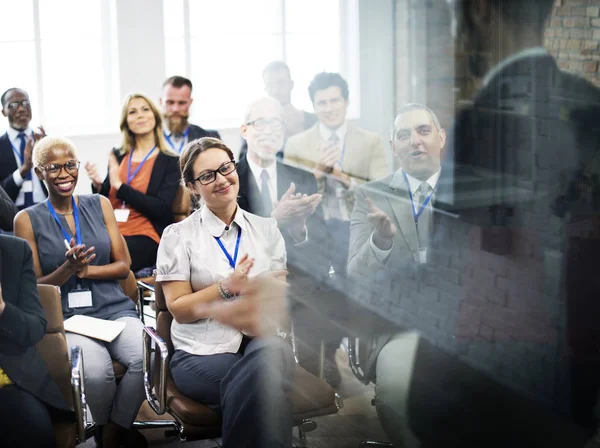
[
  {"x1": 0, "y1": 234, "x2": 73, "y2": 448},
  {"x1": 237, "y1": 97, "x2": 347, "y2": 386},
  {"x1": 14, "y1": 137, "x2": 146, "y2": 448},
  {"x1": 348, "y1": 104, "x2": 446, "y2": 447},
  {"x1": 85, "y1": 93, "x2": 180, "y2": 273},
  {"x1": 239, "y1": 61, "x2": 318, "y2": 159},
  {"x1": 156, "y1": 137, "x2": 294, "y2": 448},
  {"x1": 160, "y1": 75, "x2": 221, "y2": 154},
  {"x1": 0, "y1": 88, "x2": 47, "y2": 210},
  {"x1": 285, "y1": 72, "x2": 390, "y2": 379},
  {"x1": 0, "y1": 185, "x2": 17, "y2": 231}
]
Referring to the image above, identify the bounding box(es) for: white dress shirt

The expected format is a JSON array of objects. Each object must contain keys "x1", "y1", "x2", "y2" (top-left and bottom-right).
[
  {"x1": 319, "y1": 121, "x2": 348, "y2": 143},
  {"x1": 156, "y1": 205, "x2": 286, "y2": 355},
  {"x1": 370, "y1": 168, "x2": 441, "y2": 262},
  {"x1": 246, "y1": 154, "x2": 278, "y2": 206},
  {"x1": 7, "y1": 126, "x2": 46, "y2": 206},
  {"x1": 164, "y1": 125, "x2": 190, "y2": 154}
]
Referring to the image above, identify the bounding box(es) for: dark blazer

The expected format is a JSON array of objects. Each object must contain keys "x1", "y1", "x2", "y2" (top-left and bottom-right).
[
  {"x1": 0, "y1": 235, "x2": 70, "y2": 411},
  {"x1": 93, "y1": 148, "x2": 180, "y2": 237},
  {"x1": 236, "y1": 155, "x2": 335, "y2": 287},
  {"x1": 0, "y1": 132, "x2": 48, "y2": 202},
  {"x1": 0, "y1": 185, "x2": 17, "y2": 231},
  {"x1": 188, "y1": 123, "x2": 221, "y2": 142}
]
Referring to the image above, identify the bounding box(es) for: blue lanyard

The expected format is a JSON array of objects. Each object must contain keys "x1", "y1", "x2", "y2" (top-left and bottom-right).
[
  {"x1": 214, "y1": 227, "x2": 242, "y2": 269},
  {"x1": 10, "y1": 130, "x2": 34, "y2": 163},
  {"x1": 163, "y1": 128, "x2": 189, "y2": 154},
  {"x1": 46, "y1": 196, "x2": 82, "y2": 246},
  {"x1": 403, "y1": 172, "x2": 436, "y2": 223},
  {"x1": 127, "y1": 146, "x2": 157, "y2": 184}
]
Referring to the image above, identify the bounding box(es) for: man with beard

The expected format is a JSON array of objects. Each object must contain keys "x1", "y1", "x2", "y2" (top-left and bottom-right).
[
  {"x1": 160, "y1": 76, "x2": 220, "y2": 154},
  {"x1": 0, "y1": 88, "x2": 47, "y2": 210}
]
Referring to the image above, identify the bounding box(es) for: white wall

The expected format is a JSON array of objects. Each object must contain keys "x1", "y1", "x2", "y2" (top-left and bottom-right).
[{"x1": 2, "y1": 1, "x2": 396, "y2": 194}]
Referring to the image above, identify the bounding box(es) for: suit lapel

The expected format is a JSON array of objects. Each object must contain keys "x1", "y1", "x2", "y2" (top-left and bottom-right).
[
  {"x1": 387, "y1": 171, "x2": 419, "y2": 259},
  {"x1": 0, "y1": 133, "x2": 18, "y2": 174},
  {"x1": 237, "y1": 157, "x2": 261, "y2": 215},
  {"x1": 147, "y1": 152, "x2": 167, "y2": 196}
]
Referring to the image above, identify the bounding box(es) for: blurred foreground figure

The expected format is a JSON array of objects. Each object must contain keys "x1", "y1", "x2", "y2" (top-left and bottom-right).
[{"x1": 348, "y1": 0, "x2": 600, "y2": 446}]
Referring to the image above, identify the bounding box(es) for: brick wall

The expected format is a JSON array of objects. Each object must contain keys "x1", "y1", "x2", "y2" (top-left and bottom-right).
[{"x1": 545, "y1": 0, "x2": 600, "y2": 87}]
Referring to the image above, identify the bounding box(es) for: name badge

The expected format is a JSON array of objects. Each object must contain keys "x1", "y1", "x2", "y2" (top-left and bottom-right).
[
  {"x1": 68, "y1": 289, "x2": 93, "y2": 308},
  {"x1": 419, "y1": 248, "x2": 427, "y2": 264},
  {"x1": 114, "y1": 208, "x2": 130, "y2": 223},
  {"x1": 23, "y1": 180, "x2": 33, "y2": 193}
]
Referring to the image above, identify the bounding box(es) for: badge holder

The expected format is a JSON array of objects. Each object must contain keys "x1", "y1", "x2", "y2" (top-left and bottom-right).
[{"x1": 68, "y1": 280, "x2": 93, "y2": 309}]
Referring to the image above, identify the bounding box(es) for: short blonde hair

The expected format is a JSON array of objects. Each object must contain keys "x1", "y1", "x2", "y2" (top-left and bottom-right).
[
  {"x1": 118, "y1": 92, "x2": 172, "y2": 156},
  {"x1": 33, "y1": 136, "x2": 77, "y2": 168}
]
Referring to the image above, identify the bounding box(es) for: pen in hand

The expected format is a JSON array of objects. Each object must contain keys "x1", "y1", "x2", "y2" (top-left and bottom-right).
[{"x1": 64, "y1": 239, "x2": 77, "y2": 260}]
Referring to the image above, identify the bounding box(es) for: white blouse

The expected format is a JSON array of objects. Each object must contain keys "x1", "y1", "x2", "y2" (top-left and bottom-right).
[{"x1": 156, "y1": 204, "x2": 287, "y2": 355}]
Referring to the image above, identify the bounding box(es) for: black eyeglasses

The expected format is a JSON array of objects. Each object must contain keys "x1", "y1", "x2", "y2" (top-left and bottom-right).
[
  {"x1": 6, "y1": 100, "x2": 31, "y2": 110},
  {"x1": 41, "y1": 160, "x2": 80, "y2": 178},
  {"x1": 245, "y1": 118, "x2": 284, "y2": 132},
  {"x1": 193, "y1": 161, "x2": 237, "y2": 185}
]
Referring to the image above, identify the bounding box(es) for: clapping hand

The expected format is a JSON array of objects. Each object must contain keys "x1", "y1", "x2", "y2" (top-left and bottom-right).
[
  {"x1": 65, "y1": 238, "x2": 96, "y2": 278},
  {"x1": 108, "y1": 153, "x2": 122, "y2": 190},
  {"x1": 221, "y1": 254, "x2": 254, "y2": 296},
  {"x1": 366, "y1": 198, "x2": 396, "y2": 250}
]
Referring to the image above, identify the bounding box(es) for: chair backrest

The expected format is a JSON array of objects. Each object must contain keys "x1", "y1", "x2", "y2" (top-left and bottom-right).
[
  {"x1": 172, "y1": 184, "x2": 191, "y2": 223},
  {"x1": 154, "y1": 281, "x2": 175, "y2": 356},
  {"x1": 36, "y1": 284, "x2": 74, "y2": 409},
  {"x1": 119, "y1": 270, "x2": 139, "y2": 305}
]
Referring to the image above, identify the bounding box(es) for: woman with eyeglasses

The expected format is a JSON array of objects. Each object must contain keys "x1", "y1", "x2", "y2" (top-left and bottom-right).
[
  {"x1": 84, "y1": 93, "x2": 180, "y2": 274},
  {"x1": 156, "y1": 137, "x2": 295, "y2": 448},
  {"x1": 14, "y1": 137, "x2": 147, "y2": 448}
]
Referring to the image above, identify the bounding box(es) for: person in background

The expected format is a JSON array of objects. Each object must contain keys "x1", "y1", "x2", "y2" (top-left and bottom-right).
[
  {"x1": 0, "y1": 88, "x2": 47, "y2": 210},
  {"x1": 85, "y1": 93, "x2": 180, "y2": 274},
  {"x1": 160, "y1": 76, "x2": 221, "y2": 154},
  {"x1": 240, "y1": 61, "x2": 318, "y2": 160},
  {"x1": 285, "y1": 72, "x2": 390, "y2": 382},
  {"x1": 0, "y1": 234, "x2": 73, "y2": 448},
  {"x1": 15, "y1": 136, "x2": 146, "y2": 448},
  {"x1": 156, "y1": 137, "x2": 294, "y2": 448}
]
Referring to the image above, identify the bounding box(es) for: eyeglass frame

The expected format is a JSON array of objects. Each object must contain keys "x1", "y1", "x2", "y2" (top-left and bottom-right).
[
  {"x1": 40, "y1": 160, "x2": 81, "y2": 178},
  {"x1": 192, "y1": 160, "x2": 237, "y2": 185},
  {"x1": 5, "y1": 100, "x2": 31, "y2": 111},
  {"x1": 245, "y1": 117, "x2": 284, "y2": 132}
]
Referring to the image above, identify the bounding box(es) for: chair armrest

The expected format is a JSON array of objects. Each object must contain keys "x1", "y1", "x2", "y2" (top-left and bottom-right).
[
  {"x1": 143, "y1": 326, "x2": 169, "y2": 415},
  {"x1": 347, "y1": 337, "x2": 367, "y2": 383},
  {"x1": 137, "y1": 281, "x2": 155, "y2": 293},
  {"x1": 70, "y1": 345, "x2": 89, "y2": 443}
]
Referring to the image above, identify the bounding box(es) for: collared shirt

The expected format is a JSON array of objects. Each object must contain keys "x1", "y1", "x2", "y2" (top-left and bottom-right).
[
  {"x1": 246, "y1": 153, "x2": 278, "y2": 206},
  {"x1": 370, "y1": 169, "x2": 441, "y2": 262},
  {"x1": 156, "y1": 205, "x2": 286, "y2": 356},
  {"x1": 319, "y1": 121, "x2": 348, "y2": 143},
  {"x1": 164, "y1": 125, "x2": 189, "y2": 153},
  {"x1": 482, "y1": 47, "x2": 549, "y2": 87},
  {"x1": 7, "y1": 126, "x2": 46, "y2": 206}
]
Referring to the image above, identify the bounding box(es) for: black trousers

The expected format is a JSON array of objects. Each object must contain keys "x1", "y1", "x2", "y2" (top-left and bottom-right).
[
  {"x1": 170, "y1": 337, "x2": 295, "y2": 448},
  {"x1": 124, "y1": 235, "x2": 159, "y2": 273},
  {"x1": 0, "y1": 385, "x2": 71, "y2": 448}
]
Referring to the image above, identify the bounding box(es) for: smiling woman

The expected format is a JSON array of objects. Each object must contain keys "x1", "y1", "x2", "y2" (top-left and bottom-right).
[
  {"x1": 13, "y1": 136, "x2": 147, "y2": 447},
  {"x1": 85, "y1": 93, "x2": 181, "y2": 274}
]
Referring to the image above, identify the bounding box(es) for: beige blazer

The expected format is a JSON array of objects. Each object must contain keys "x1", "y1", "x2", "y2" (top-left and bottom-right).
[{"x1": 283, "y1": 122, "x2": 390, "y2": 183}]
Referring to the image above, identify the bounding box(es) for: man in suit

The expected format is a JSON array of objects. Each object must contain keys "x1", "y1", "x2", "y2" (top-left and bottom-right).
[
  {"x1": 0, "y1": 185, "x2": 17, "y2": 232},
  {"x1": 237, "y1": 97, "x2": 349, "y2": 386},
  {"x1": 0, "y1": 88, "x2": 47, "y2": 210},
  {"x1": 0, "y1": 234, "x2": 72, "y2": 447},
  {"x1": 160, "y1": 76, "x2": 221, "y2": 154},
  {"x1": 285, "y1": 72, "x2": 390, "y2": 381},
  {"x1": 348, "y1": 104, "x2": 446, "y2": 447},
  {"x1": 348, "y1": 1, "x2": 600, "y2": 446},
  {"x1": 239, "y1": 61, "x2": 319, "y2": 160}
]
